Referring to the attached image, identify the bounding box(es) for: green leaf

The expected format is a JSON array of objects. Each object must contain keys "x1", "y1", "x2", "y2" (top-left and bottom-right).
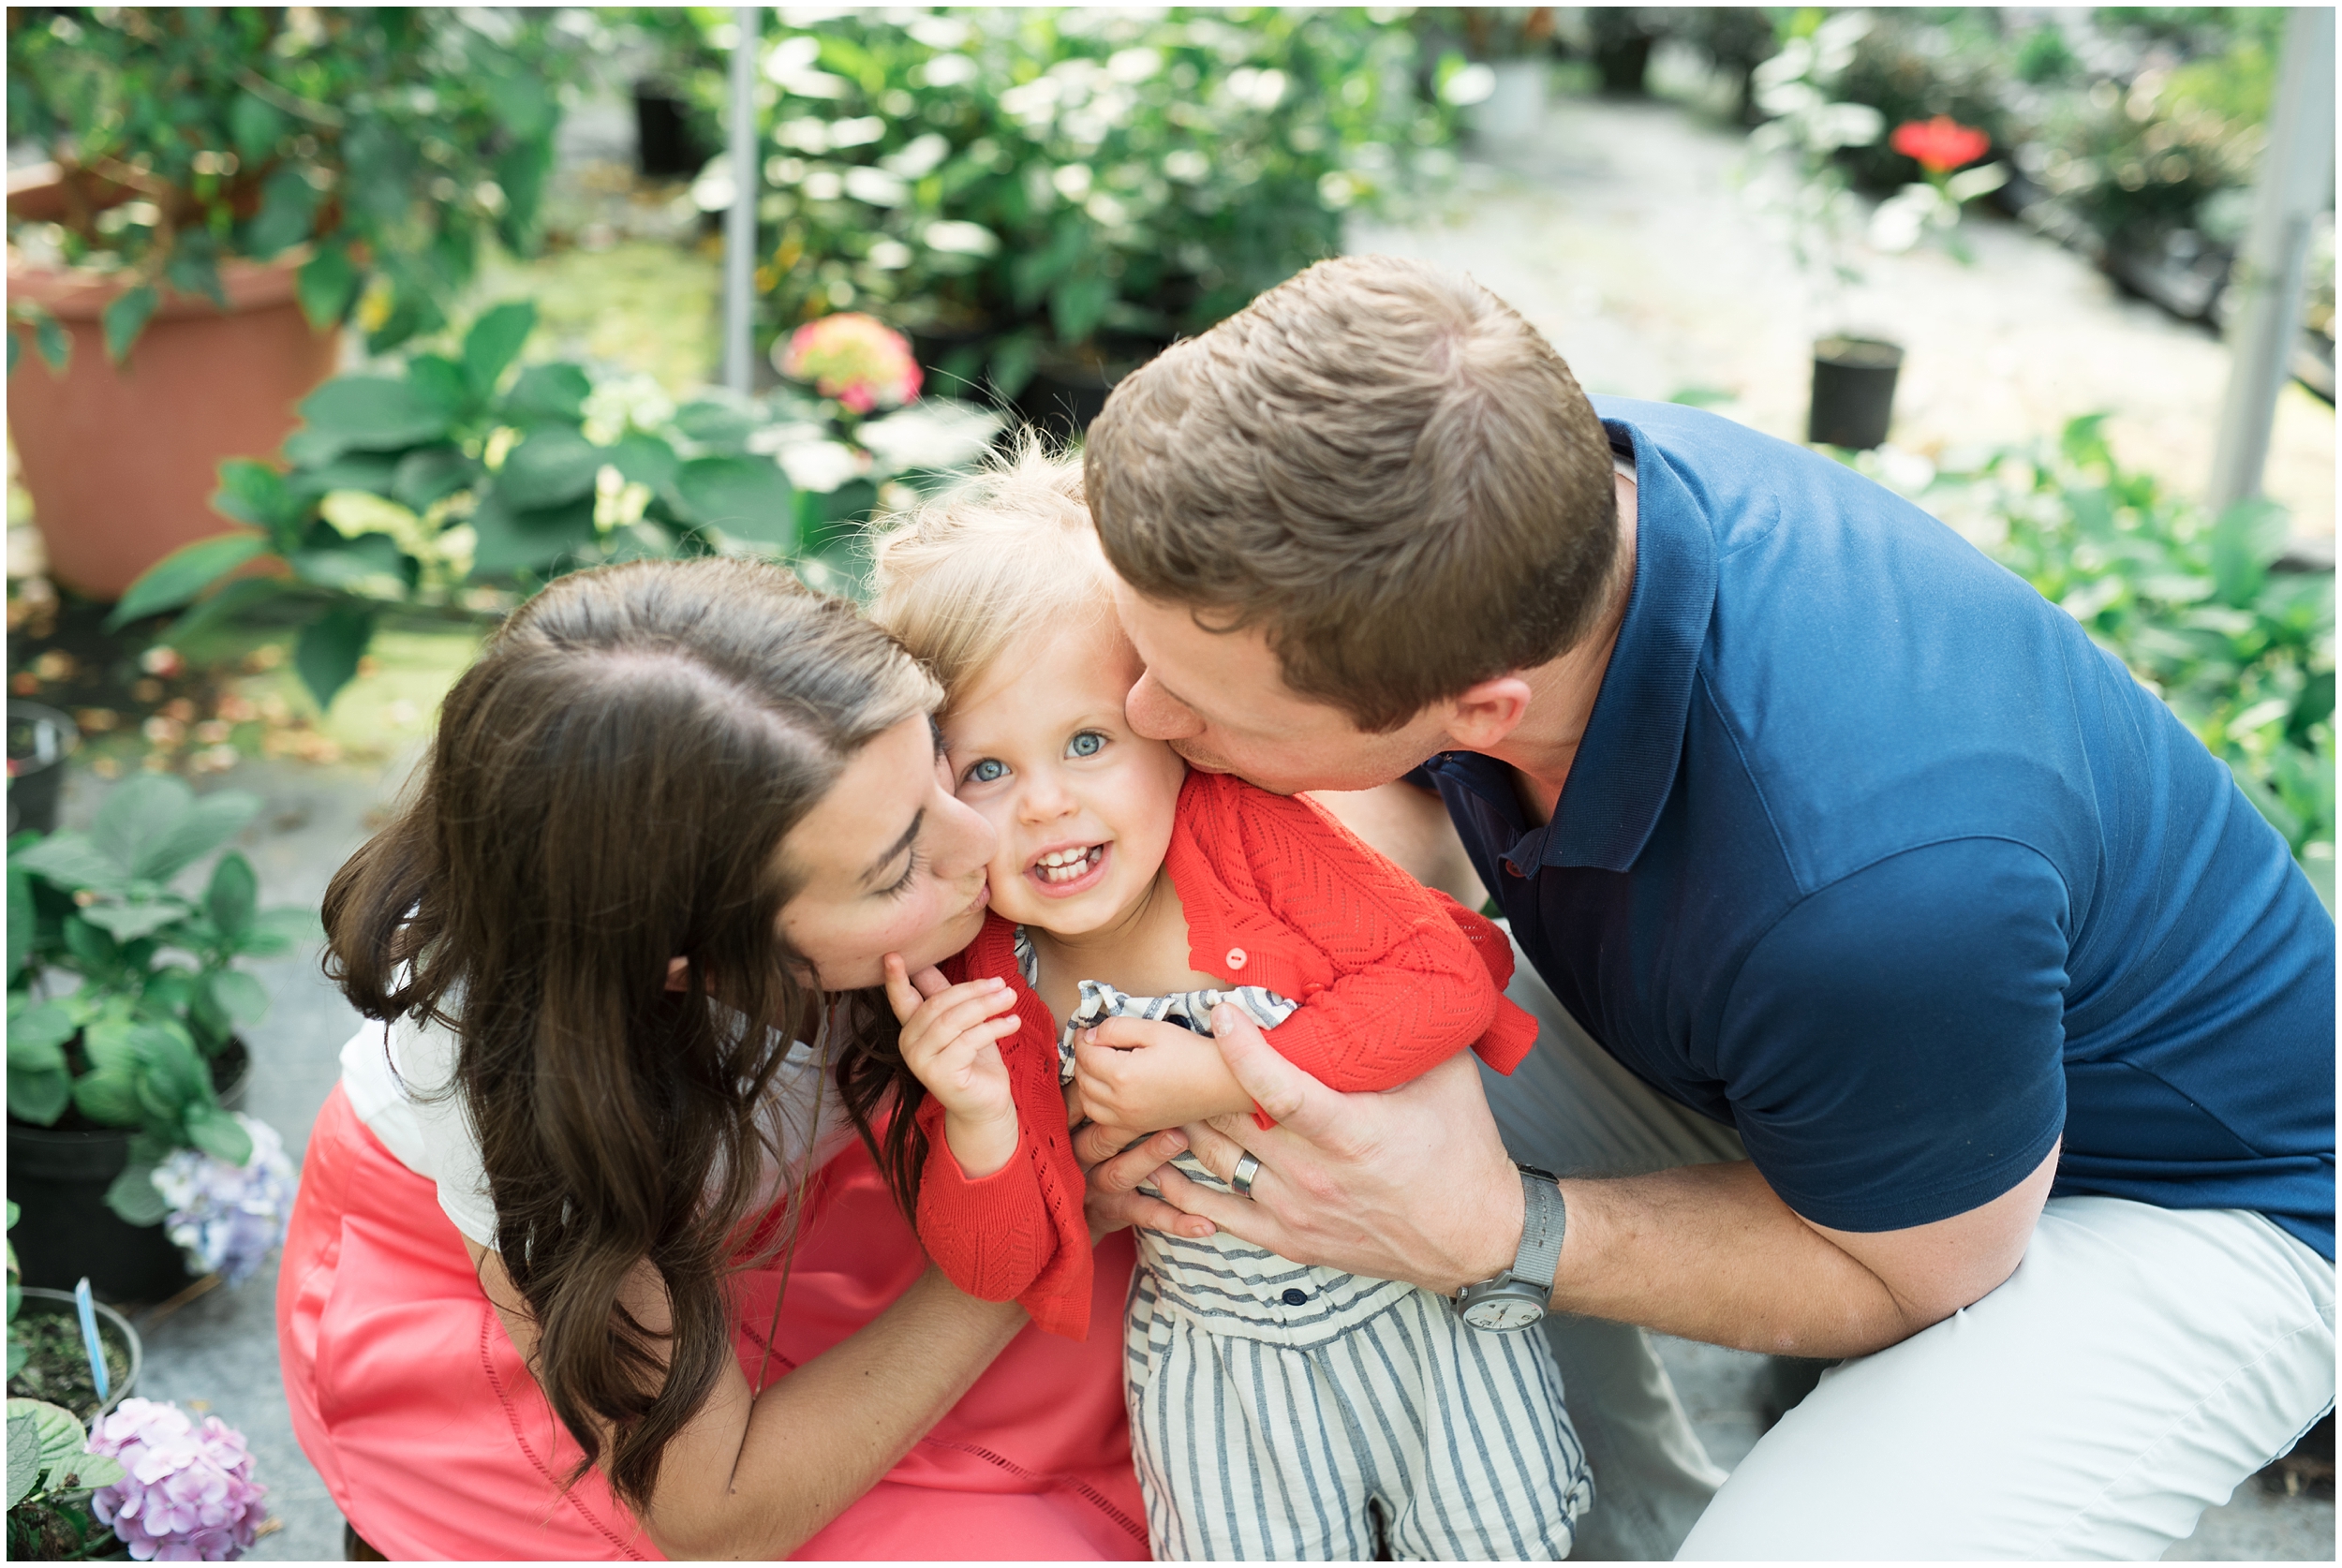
[
  {"x1": 289, "y1": 452, "x2": 401, "y2": 507},
  {"x1": 7, "y1": 865, "x2": 31, "y2": 980},
  {"x1": 294, "y1": 607, "x2": 378, "y2": 710},
  {"x1": 299, "y1": 376, "x2": 454, "y2": 451},
  {"x1": 106, "y1": 532, "x2": 273, "y2": 629},
  {"x1": 206, "y1": 969, "x2": 270, "y2": 1027},
  {"x1": 673, "y1": 457, "x2": 795, "y2": 545},
  {"x1": 29, "y1": 308, "x2": 68, "y2": 374},
  {"x1": 245, "y1": 167, "x2": 322, "y2": 259},
  {"x1": 283, "y1": 425, "x2": 352, "y2": 468},
  {"x1": 673, "y1": 400, "x2": 759, "y2": 450},
  {"x1": 496, "y1": 426, "x2": 604, "y2": 510},
  {"x1": 72, "y1": 1070, "x2": 141, "y2": 1128},
  {"x1": 462, "y1": 302, "x2": 537, "y2": 395},
  {"x1": 1049, "y1": 272, "x2": 1113, "y2": 347},
  {"x1": 100, "y1": 777, "x2": 259, "y2": 882},
  {"x1": 59, "y1": 1450, "x2": 125, "y2": 1492},
  {"x1": 391, "y1": 446, "x2": 477, "y2": 510},
  {"x1": 12, "y1": 1398, "x2": 88, "y2": 1487},
  {"x1": 62, "y1": 917, "x2": 118, "y2": 971},
  {"x1": 609, "y1": 433, "x2": 679, "y2": 492},
  {"x1": 164, "y1": 578, "x2": 289, "y2": 652},
  {"x1": 2208, "y1": 497, "x2": 2290, "y2": 609},
  {"x1": 164, "y1": 248, "x2": 230, "y2": 313},
  {"x1": 104, "y1": 1162, "x2": 169, "y2": 1225},
  {"x1": 467, "y1": 494, "x2": 598, "y2": 577},
  {"x1": 6, "y1": 1409, "x2": 37, "y2": 1509},
  {"x1": 186, "y1": 1103, "x2": 254, "y2": 1166},
  {"x1": 229, "y1": 92, "x2": 289, "y2": 159},
  {"x1": 102, "y1": 284, "x2": 160, "y2": 365},
  {"x1": 7, "y1": 1066, "x2": 68, "y2": 1126},
  {"x1": 7, "y1": 1000, "x2": 74, "y2": 1059},
  {"x1": 77, "y1": 901, "x2": 190, "y2": 943},
  {"x1": 502, "y1": 362, "x2": 591, "y2": 424},
  {"x1": 291, "y1": 532, "x2": 407, "y2": 591},
  {"x1": 407, "y1": 354, "x2": 473, "y2": 420},
  {"x1": 213, "y1": 459, "x2": 299, "y2": 533},
  {"x1": 482, "y1": 70, "x2": 556, "y2": 140},
  {"x1": 203, "y1": 851, "x2": 256, "y2": 940},
  {"x1": 296, "y1": 244, "x2": 361, "y2": 333},
  {"x1": 11, "y1": 833, "x2": 126, "y2": 893}
]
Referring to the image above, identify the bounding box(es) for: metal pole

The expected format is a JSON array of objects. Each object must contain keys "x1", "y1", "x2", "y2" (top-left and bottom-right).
[
  {"x1": 2207, "y1": 6, "x2": 2335, "y2": 510},
  {"x1": 722, "y1": 6, "x2": 761, "y2": 394}
]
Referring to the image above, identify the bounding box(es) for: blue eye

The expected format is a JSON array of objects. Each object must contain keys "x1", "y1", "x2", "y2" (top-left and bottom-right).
[
  {"x1": 1068, "y1": 732, "x2": 1104, "y2": 759},
  {"x1": 965, "y1": 758, "x2": 1007, "y2": 784}
]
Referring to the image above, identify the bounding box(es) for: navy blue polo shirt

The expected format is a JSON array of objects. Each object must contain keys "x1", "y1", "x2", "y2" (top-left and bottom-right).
[{"x1": 1421, "y1": 398, "x2": 2335, "y2": 1258}]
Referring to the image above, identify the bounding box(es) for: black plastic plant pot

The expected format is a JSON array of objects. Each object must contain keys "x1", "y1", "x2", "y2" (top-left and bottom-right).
[
  {"x1": 1014, "y1": 339, "x2": 1173, "y2": 440},
  {"x1": 7, "y1": 700, "x2": 80, "y2": 837},
  {"x1": 632, "y1": 85, "x2": 709, "y2": 179},
  {"x1": 1807, "y1": 336, "x2": 1905, "y2": 451},
  {"x1": 7, "y1": 1042, "x2": 250, "y2": 1304}
]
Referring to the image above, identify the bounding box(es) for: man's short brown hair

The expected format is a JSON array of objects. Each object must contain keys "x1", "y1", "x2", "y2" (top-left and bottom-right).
[{"x1": 1085, "y1": 254, "x2": 1619, "y2": 732}]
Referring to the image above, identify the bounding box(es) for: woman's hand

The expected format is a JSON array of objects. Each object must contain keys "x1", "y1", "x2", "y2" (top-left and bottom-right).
[
  {"x1": 1072, "y1": 1014, "x2": 1253, "y2": 1132},
  {"x1": 882, "y1": 954, "x2": 1021, "y2": 1179}
]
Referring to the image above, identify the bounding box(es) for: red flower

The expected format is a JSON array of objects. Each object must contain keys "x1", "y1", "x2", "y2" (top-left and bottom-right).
[{"x1": 1890, "y1": 116, "x2": 1991, "y2": 174}]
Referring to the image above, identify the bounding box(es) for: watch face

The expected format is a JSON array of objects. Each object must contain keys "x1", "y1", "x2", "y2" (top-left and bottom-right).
[{"x1": 1461, "y1": 1296, "x2": 1544, "y2": 1332}]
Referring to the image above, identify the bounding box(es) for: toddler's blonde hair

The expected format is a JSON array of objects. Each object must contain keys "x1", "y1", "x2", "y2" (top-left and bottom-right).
[{"x1": 867, "y1": 436, "x2": 1116, "y2": 706}]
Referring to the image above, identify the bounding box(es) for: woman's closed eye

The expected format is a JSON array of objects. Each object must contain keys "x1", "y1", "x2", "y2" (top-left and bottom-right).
[{"x1": 880, "y1": 847, "x2": 924, "y2": 899}]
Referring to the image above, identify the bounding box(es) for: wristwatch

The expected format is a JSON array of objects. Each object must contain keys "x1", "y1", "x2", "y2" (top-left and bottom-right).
[{"x1": 1457, "y1": 1164, "x2": 1565, "y2": 1331}]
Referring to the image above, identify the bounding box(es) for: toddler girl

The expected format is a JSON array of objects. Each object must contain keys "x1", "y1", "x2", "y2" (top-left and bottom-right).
[{"x1": 860, "y1": 448, "x2": 1592, "y2": 1561}]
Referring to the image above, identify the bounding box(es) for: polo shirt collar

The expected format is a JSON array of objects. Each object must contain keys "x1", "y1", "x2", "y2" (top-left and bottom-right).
[{"x1": 1425, "y1": 414, "x2": 1719, "y2": 875}]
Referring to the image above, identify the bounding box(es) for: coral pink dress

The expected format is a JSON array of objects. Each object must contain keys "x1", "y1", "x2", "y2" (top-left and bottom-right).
[{"x1": 278, "y1": 1085, "x2": 1146, "y2": 1561}]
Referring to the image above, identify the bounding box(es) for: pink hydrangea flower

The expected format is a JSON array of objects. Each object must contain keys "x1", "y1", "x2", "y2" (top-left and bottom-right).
[
  {"x1": 776, "y1": 312, "x2": 922, "y2": 413},
  {"x1": 87, "y1": 1398, "x2": 266, "y2": 1561}
]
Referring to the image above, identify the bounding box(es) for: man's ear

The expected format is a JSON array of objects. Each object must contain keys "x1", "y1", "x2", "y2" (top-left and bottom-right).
[{"x1": 1442, "y1": 676, "x2": 1535, "y2": 751}]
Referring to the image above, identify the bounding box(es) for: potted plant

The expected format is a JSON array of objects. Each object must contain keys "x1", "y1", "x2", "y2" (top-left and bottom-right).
[
  {"x1": 7, "y1": 1394, "x2": 130, "y2": 1562},
  {"x1": 107, "y1": 302, "x2": 1001, "y2": 710},
  {"x1": 5, "y1": 7, "x2": 578, "y2": 600},
  {"x1": 732, "y1": 10, "x2": 1452, "y2": 428},
  {"x1": 7, "y1": 775, "x2": 313, "y2": 1300},
  {"x1": 1743, "y1": 11, "x2": 1905, "y2": 450}
]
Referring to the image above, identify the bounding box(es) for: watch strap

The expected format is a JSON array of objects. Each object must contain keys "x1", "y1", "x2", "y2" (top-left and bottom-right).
[{"x1": 1513, "y1": 1165, "x2": 1564, "y2": 1300}]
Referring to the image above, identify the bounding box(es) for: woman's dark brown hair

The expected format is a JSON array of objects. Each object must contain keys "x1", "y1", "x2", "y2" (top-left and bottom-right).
[{"x1": 322, "y1": 557, "x2": 939, "y2": 1512}]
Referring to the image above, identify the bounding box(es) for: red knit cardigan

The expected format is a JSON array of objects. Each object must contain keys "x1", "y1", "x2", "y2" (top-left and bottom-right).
[{"x1": 913, "y1": 768, "x2": 1536, "y2": 1339}]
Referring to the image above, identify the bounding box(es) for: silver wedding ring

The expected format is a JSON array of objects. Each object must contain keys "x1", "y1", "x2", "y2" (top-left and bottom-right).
[{"x1": 1230, "y1": 1151, "x2": 1263, "y2": 1199}]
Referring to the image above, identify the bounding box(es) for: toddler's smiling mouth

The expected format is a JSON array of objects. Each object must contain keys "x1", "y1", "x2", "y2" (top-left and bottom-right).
[{"x1": 1028, "y1": 842, "x2": 1108, "y2": 892}]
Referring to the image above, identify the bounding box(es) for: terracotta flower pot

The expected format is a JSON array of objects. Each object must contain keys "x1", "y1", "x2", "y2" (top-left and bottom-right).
[{"x1": 7, "y1": 198, "x2": 337, "y2": 600}]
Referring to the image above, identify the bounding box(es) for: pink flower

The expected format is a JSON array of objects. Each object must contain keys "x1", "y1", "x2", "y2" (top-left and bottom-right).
[
  {"x1": 1890, "y1": 115, "x2": 1991, "y2": 173},
  {"x1": 776, "y1": 312, "x2": 922, "y2": 413},
  {"x1": 87, "y1": 1399, "x2": 265, "y2": 1561}
]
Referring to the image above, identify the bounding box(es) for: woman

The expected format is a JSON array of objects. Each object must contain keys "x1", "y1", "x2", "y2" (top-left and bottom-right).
[{"x1": 276, "y1": 558, "x2": 1164, "y2": 1560}]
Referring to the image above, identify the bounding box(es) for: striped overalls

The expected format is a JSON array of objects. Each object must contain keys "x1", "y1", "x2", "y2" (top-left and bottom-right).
[{"x1": 1026, "y1": 931, "x2": 1593, "y2": 1560}]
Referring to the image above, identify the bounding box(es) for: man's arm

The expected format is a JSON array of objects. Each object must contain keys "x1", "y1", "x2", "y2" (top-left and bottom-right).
[{"x1": 1121, "y1": 1013, "x2": 2054, "y2": 1358}]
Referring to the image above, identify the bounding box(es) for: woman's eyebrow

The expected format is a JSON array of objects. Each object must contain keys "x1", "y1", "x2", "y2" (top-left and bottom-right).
[{"x1": 858, "y1": 810, "x2": 923, "y2": 887}]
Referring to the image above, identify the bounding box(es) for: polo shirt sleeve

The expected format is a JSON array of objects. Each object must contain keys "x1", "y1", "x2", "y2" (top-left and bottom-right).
[{"x1": 1716, "y1": 836, "x2": 2070, "y2": 1234}]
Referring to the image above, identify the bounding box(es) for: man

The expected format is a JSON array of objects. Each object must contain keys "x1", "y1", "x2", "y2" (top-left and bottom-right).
[{"x1": 1075, "y1": 255, "x2": 2335, "y2": 1558}]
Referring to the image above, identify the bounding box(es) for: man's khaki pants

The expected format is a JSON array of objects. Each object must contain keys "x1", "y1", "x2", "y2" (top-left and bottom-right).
[{"x1": 1488, "y1": 946, "x2": 2336, "y2": 1561}]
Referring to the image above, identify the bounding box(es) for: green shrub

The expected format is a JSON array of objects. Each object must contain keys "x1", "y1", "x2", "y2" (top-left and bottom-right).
[
  {"x1": 7, "y1": 7, "x2": 580, "y2": 366},
  {"x1": 1931, "y1": 415, "x2": 2335, "y2": 869}
]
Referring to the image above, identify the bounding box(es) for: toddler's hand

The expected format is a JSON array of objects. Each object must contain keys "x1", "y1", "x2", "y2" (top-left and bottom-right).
[
  {"x1": 882, "y1": 954, "x2": 1021, "y2": 1178},
  {"x1": 1074, "y1": 1014, "x2": 1254, "y2": 1132}
]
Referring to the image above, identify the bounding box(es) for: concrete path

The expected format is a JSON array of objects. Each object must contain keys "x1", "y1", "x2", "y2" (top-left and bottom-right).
[{"x1": 1351, "y1": 92, "x2": 2334, "y2": 555}]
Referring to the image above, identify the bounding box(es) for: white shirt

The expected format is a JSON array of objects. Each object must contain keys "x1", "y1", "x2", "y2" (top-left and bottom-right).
[{"x1": 339, "y1": 1010, "x2": 858, "y2": 1250}]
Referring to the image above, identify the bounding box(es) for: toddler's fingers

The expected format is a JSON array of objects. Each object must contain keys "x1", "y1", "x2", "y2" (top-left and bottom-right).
[
  {"x1": 902, "y1": 980, "x2": 1014, "y2": 1043},
  {"x1": 881, "y1": 954, "x2": 925, "y2": 1023}
]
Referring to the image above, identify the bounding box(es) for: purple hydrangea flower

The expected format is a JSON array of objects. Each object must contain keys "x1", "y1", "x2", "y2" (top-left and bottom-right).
[
  {"x1": 87, "y1": 1398, "x2": 267, "y2": 1561},
  {"x1": 151, "y1": 1115, "x2": 299, "y2": 1287}
]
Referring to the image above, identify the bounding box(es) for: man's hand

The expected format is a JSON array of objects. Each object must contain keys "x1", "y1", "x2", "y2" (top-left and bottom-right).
[
  {"x1": 1154, "y1": 1003, "x2": 1520, "y2": 1295},
  {"x1": 1073, "y1": 1120, "x2": 1215, "y2": 1245},
  {"x1": 1073, "y1": 1014, "x2": 1253, "y2": 1132}
]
